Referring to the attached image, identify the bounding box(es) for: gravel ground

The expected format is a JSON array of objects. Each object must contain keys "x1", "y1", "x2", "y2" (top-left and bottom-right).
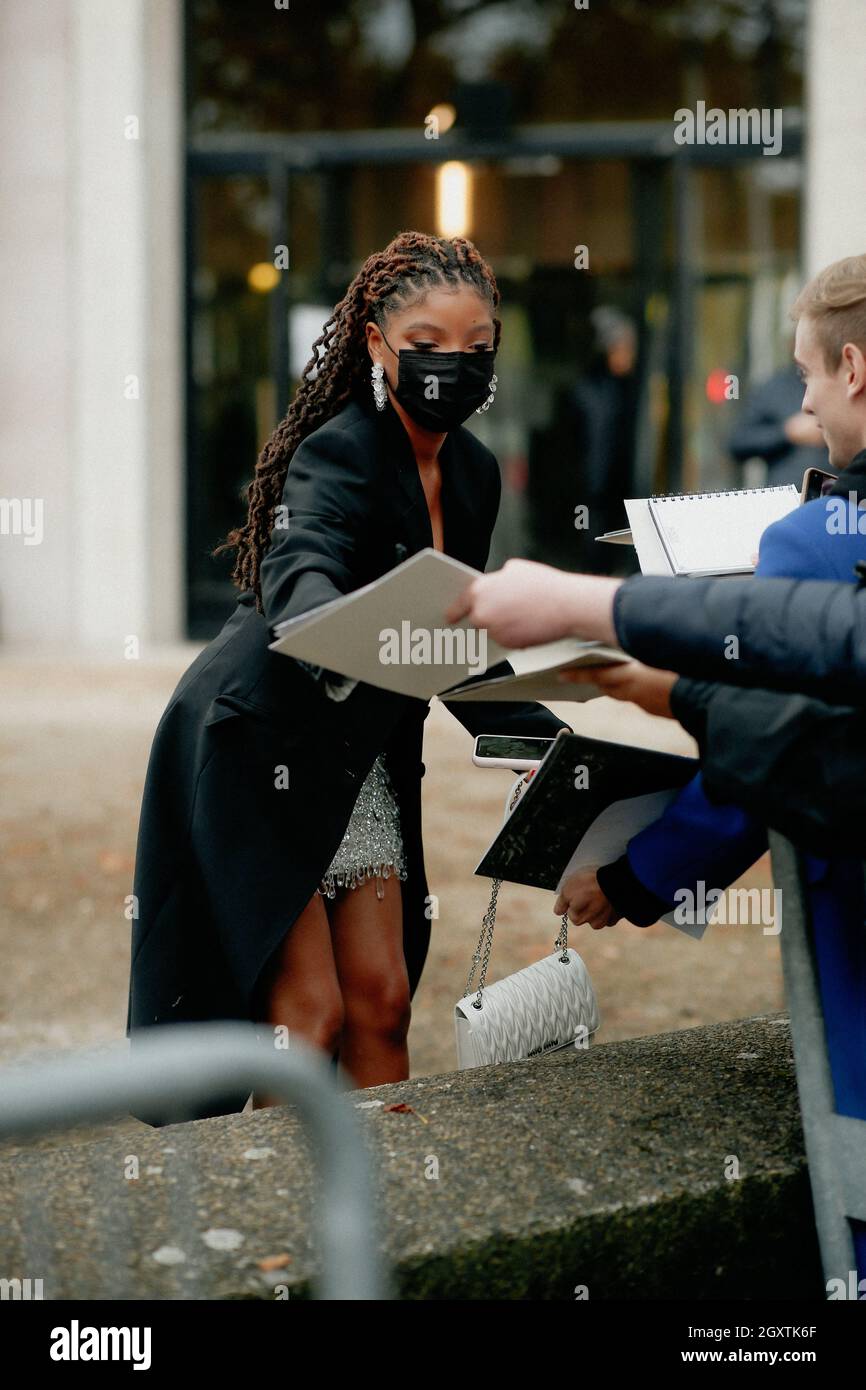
[{"x1": 0, "y1": 647, "x2": 782, "y2": 1141}]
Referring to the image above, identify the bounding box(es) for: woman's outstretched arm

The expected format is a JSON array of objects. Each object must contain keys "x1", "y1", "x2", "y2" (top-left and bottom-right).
[{"x1": 258, "y1": 419, "x2": 372, "y2": 631}]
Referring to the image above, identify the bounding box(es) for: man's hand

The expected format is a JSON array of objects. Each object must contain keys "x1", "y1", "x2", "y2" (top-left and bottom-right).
[
  {"x1": 557, "y1": 660, "x2": 679, "y2": 718},
  {"x1": 784, "y1": 411, "x2": 824, "y2": 448},
  {"x1": 553, "y1": 869, "x2": 621, "y2": 930},
  {"x1": 445, "y1": 559, "x2": 622, "y2": 649}
]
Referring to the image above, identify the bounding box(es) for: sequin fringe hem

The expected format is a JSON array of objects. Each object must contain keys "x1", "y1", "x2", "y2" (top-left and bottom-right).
[{"x1": 317, "y1": 861, "x2": 409, "y2": 901}]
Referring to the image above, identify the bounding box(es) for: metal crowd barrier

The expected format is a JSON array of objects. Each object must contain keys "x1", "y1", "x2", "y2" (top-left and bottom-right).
[
  {"x1": 0, "y1": 1021, "x2": 391, "y2": 1300},
  {"x1": 768, "y1": 833, "x2": 866, "y2": 1292}
]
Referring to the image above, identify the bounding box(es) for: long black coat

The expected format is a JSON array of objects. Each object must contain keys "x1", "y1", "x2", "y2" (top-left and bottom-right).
[{"x1": 126, "y1": 387, "x2": 569, "y2": 1121}]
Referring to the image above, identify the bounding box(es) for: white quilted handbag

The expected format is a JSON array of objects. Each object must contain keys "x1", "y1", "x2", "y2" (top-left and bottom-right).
[{"x1": 454, "y1": 775, "x2": 601, "y2": 1069}]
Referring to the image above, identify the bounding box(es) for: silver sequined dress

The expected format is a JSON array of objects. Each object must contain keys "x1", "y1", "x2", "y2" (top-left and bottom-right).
[
  {"x1": 317, "y1": 752, "x2": 409, "y2": 900},
  {"x1": 297, "y1": 662, "x2": 408, "y2": 901}
]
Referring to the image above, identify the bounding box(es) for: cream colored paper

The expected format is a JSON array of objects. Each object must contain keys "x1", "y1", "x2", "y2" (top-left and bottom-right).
[
  {"x1": 269, "y1": 548, "x2": 627, "y2": 701},
  {"x1": 554, "y1": 789, "x2": 708, "y2": 940}
]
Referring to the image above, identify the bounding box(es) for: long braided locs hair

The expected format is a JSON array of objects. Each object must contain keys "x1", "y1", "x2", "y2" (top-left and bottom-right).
[{"x1": 212, "y1": 230, "x2": 502, "y2": 614}]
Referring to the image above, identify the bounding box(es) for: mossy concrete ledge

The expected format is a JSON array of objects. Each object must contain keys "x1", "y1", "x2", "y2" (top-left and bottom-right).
[{"x1": 0, "y1": 1013, "x2": 824, "y2": 1300}]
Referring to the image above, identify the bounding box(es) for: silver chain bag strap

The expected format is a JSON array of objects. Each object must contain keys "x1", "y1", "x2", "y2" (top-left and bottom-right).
[{"x1": 454, "y1": 778, "x2": 601, "y2": 1069}]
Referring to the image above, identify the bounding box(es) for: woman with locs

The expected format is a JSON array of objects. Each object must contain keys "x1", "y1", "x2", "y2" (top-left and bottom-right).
[{"x1": 126, "y1": 231, "x2": 570, "y2": 1122}]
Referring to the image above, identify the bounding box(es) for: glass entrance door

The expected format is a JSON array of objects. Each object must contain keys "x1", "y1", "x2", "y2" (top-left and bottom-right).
[{"x1": 186, "y1": 145, "x2": 800, "y2": 633}]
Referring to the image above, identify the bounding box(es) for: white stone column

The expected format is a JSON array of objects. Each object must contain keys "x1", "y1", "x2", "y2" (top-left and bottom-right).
[
  {"x1": 0, "y1": 0, "x2": 183, "y2": 651},
  {"x1": 803, "y1": 0, "x2": 866, "y2": 275},
  {"x1": 0, "y1": 1, "x2": 75, "y2": 646}
]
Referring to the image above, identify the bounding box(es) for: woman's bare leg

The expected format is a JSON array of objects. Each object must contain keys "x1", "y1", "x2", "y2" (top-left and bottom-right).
[
  {"x1": 329, "y1": 874, "x2": 411, "y2": 1087},
  {"x1": 251, "y1": 889, "x2": 343, "y2": 1109}
]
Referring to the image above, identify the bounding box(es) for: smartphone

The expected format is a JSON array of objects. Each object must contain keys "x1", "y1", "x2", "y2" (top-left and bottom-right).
[
  {"x1": 472, "y1": 734, "x2": 556, "y2": 771},
  {"x1": 801, "y1": 466, "x2": 838, "y2": 502}
]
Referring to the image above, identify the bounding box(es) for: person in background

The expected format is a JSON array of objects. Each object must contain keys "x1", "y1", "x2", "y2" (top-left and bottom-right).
[
  {"x1": 569, "y1": 306, "x2": 639, "y2": 572},
  {"x1": 728, "y1": 357, "x2": 833, "y2": 487}
]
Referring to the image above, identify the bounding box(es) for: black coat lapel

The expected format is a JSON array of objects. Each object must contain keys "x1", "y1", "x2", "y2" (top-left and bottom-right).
[{"x1": 363, "y1": 391, "x2": 486, "y2": 568}]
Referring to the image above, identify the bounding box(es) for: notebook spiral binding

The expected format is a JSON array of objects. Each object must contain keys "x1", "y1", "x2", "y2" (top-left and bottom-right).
[{"x1": 648, "y1": 484, "x2": 793, "y2": 502}]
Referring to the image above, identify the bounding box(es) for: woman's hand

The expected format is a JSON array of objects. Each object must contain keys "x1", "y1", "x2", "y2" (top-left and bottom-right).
[
  {"x1": 445, "y1": 560, "x2": 622, "y2": 649},
  {"x1": 558, "y1": 660, "x2": 679, "y2": 718},
  {"x1": 553, "y1": 869, "x2": 621, "y2": 930}
]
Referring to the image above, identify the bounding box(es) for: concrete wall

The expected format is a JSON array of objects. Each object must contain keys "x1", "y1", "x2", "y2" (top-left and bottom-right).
[
  {"x1": 804, "y1": 0, "x2": 866, "y2": 275},
  {"x1": 0, "y1": 1014, "x2": 825, "y2": 1299},
  {"x1": 0, "y1": 0, "x2": 183, "y2": 651}
]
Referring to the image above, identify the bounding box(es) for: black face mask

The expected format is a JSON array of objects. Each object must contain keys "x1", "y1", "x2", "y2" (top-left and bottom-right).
[{"x1": 379, "y1": 329, "x2": 496, "y2": 432}]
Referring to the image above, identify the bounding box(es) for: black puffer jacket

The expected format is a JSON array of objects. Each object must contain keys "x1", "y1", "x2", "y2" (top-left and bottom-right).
[
  {"x1": 614, "y1": 567, "x2": 866, "y2": 704},
  {"x1": 608, "y1": 453, "x2": 866, "y2": 855},
  {"x1": 666, "y1": 681, "x2": 865, "y2": 858}
]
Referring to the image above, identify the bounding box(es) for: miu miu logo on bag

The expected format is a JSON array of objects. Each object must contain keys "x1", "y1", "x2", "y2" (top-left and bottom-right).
[{"x1": 528, "y1": 1039, "x2": 560, "y2": 1057}]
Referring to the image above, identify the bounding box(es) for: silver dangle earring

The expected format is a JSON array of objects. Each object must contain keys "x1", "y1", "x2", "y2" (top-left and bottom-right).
[
  {"x1": 476, "y1": 373, "x2": 498, "y2": 413},
  {"x1": 371, "y1": 361, "x2": 387, "y2": 412}
]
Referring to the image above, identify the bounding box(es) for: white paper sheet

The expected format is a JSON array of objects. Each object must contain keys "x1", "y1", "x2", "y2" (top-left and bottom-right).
[
  {"x1": 623, "y1": 499, "x2": 674, "y2": 575},
  {"x1": 555, "y1": 789, "x2": 708, "y2": 940},
  {"x1": 269, "y1": 549, "x2": 503, "y2": 699},
  {"x1": 441, "y1": 637, "x2": 629, "y2": 703}
]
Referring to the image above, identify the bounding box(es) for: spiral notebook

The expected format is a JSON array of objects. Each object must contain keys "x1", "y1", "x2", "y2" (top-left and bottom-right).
[
  {"x1": 625, "y1": 484, "x2": 800, "y2": 576},
  {"x1": 474, "y1": 733, "x2": 706, "y2": 938}
]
